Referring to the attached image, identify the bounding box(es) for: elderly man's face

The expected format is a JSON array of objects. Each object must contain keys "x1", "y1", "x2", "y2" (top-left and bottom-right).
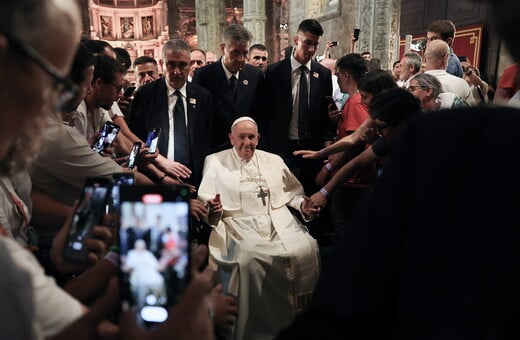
[
  {"x1": 0, "y1": 0, "x2": 80, "y2": 172},
  {"x1": 229, "y1": 121, "x2": 259, "y2": 161},
  {"x1": 221, "y1": 40, "x2": 249, "y2": 74},
  {"x1": 164, "y1": 48, "x2": 190, "y2": 89}
]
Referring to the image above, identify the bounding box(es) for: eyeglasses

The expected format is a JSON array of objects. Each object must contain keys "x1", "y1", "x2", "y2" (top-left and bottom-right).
[
  {"x1": 408, "y1": 85, "x2": 427, "y2": 92},
  {"x1": 4, "y1": 32, "x2": 78, "y2": 112}
]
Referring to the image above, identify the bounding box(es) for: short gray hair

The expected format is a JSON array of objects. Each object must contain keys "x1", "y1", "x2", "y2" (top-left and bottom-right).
[
  {"x1": 412, "y1": 73, "x2": 442, "y2": 99},
  {"x1": 403, "y1": 53, "x2": 422, "y2": 74},
  {"x1": 162, "y1": 39, "x2": 191, "y2": 58},
  {"x1": 222, "y1": 24, "x2": 252, "y2": 45}
]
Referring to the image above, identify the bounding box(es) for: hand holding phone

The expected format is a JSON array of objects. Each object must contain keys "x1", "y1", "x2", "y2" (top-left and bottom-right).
[
  {"x1": 63, "y1": 178, "x2": 111, "y2": 263},
  {"x1": 353, "y1": 28, "x2": 360, "y2": 41},
  {"x1": 92, "y1": 122, "x2": 121, "y2": 154},
  {"x1": 326, "y1": 96, "x2": 339, "y2": 111},
  {"x1": 119, "y1": 185, "x2": 191, "y2": 327}
]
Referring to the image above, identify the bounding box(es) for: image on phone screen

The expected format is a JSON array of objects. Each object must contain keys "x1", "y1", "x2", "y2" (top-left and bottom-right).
[
  {"x1": 92, "y1": 122, "x2": 121, "y2": 153},
  {"x1": 127, "y1": 142, "x2": 141, "y2": 169},
  {"x1": 119, "y1": 185, "x2": 190, "y2": 326},
  {"x1": 64, "y1": 177, "x2": 111, "y2": 262},
  {"x1": 145, "y1": 128, "x2": 161, "y2": 154}
]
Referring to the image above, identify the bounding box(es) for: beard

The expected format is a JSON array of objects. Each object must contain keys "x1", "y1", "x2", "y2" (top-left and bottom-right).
[{"x1": 0, "y1": 122, "x2": 42, "y2": 177}]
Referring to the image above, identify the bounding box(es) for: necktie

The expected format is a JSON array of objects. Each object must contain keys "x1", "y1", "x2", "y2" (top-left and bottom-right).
[
  {"x1": 173, "y1": 90, "x2": 189, "y2": 165},
  {"x1": 298, "y1": 65, "x2": 309, "y2": 142},
  {"x1": 229, "y1": 75, "x2": 237, "y2": 98}
]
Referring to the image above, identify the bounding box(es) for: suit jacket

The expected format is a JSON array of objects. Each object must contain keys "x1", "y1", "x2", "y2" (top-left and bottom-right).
[
  {"x1": 127, "y1": 78, "x2": 213, "y2": 186},
  {"x1": 264, "y1": 57, "x2": 333, "y2": 157},
  {"x1": 192, "y1": 59, "x2": 264, "y2": 151}
]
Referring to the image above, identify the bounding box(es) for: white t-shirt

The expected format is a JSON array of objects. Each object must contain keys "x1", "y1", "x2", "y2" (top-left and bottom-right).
[{"x1": 0, "y1": 237, "x2": 83, "y2": 339}]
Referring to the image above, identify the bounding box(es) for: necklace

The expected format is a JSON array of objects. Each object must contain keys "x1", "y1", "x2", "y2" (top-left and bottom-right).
[{"x1": 239, "y1": 153, "x2": 268, "y2": 206}]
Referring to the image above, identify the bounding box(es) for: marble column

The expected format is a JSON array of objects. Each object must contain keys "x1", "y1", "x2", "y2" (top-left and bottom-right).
[
  {"x1": 243, "y1": 0, "x2": 266, "y2": 45},
  {"x1": 357, "y1": 0, "x2": 401, "y2": 69},
  {"x1": 195, "y1": 0, "x2": 226, "y2": 55}
]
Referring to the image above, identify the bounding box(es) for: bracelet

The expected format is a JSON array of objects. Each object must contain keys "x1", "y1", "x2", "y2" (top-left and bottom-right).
[
  {"x1": 319, "y1": 187, "x2": 329, "y2": 198},
  {"x1": 318, "y1": 148, "x2": 326, "y2": 157},
  {"x1": 324, "y1": 163, "x2": 333, "y2": 172},
  {"x1": 104, "y1": 251, "x2": 119, "y2": 266}
]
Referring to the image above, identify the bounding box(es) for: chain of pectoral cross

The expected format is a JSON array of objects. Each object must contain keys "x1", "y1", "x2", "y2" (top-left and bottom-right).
[{"x1": 241, "y1": 157, "x2": 268, "y2": 206}]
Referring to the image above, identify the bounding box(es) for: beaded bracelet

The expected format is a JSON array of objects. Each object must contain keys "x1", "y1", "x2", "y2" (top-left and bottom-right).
[
  {"x1": 324, "y1": 162, "x2": 333, "y2": 172},
  {"x1": 319, "y1": 187, "x2": 329, "y2": 198}
]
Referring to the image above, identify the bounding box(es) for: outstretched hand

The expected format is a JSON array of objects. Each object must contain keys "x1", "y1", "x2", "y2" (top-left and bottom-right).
[
  {"x1": 301, "y1": 196, "x2": 321, "y2": 219},
  {"x1": 207, "y1": 194, "x2": 223, "y2": 226},
  {"x1": 293, "y1": 150, "x2": 322, "y2": 160}
]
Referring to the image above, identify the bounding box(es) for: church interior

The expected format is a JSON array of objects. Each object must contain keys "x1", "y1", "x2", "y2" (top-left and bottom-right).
[{"x1": 79, "y1": 0, "x2": 512, "y2": 87}]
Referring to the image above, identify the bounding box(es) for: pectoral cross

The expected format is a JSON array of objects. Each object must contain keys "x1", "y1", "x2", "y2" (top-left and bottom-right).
[{"x1": 257, "y1": 187, "x2": 267, "y2": 206}]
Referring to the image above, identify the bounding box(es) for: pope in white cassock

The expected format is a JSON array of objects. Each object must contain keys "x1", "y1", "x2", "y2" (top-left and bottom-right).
[{"x1": 198, "y1": 117, "x2": 320, "y2": 340}]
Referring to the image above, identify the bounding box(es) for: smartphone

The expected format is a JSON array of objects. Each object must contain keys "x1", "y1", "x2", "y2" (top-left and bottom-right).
[
  {"x1": 459, "y1": 55, "x2": 468, "y2": 62},
  {"x1": 353, "y1": 28, "x2": 360, "y2": 41},
  {"x1": 63, "y1": 177, "x2": 111, "y2": 262},
  {"x1": 330, "y1": 41, "x2": 338, "y2": 47},
  {"x1": 145, "y1": 128, "x2": 161, "y2": 154},
  {"x1": 92, "y1": 121, "x2": 121, "y2": 154},
  {"x1": 325, "y1": 96, "x2": 339, "y2": 111},
  {"x1": 127, "y1": 142, "x2": 141, "y2": 169},
  {"x1": 119, "y1": 185, "x2": 191, "y2": 327},
  {"x1": 123, "y1": 86, "x2": 136, "y2": 98}
]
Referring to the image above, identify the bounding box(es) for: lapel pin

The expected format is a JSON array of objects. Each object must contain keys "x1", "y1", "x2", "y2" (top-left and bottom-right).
[
  {"x1": 313, "y1": 72, "x2": 319, "y2": 78},
  {"x1": 243, "y1": 79, "x2": 249, "y2": 85},
  {"x1": 190, "y1": 98, "x2": 197, "y2": 105}
]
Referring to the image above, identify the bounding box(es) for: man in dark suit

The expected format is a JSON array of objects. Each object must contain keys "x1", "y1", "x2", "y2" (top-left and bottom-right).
[
  {"x1": 264, "y1": 19, "x2": 333, "y2": 194},
  {"x1": 192, "y1": 24, "x2": 264, "y2": 152},
  {"x1": 128, "y1": 39, "x2": 213, "y2": 187}
]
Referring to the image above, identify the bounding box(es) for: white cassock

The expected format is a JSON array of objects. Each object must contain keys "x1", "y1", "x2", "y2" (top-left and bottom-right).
[{"x1": 198, "y1": 148, "x2": 320, "y2": 340}]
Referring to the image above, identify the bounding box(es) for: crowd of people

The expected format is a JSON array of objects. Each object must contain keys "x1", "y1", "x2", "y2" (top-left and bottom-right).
[{"x1": 1, "y1": 0, "x2": 520, "y2": 338}]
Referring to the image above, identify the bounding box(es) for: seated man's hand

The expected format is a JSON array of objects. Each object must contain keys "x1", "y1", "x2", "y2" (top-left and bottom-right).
[
  {"x1": 210, "y1": 284, "x2": 238, "y2": 328},
  {"x1": 206, "y1": 194, "x2": 223, "y2": 226},
  {"x1": 190, "y1": 199, "x2": 209, "y2": 222},
  {"x1": 50, "y1": 202, "x2": 114, "y2": 274},
  {"x1": 301, "y1": 196, "x2": 321, "y2": 219},
  {"x1": 308, "y1": 191, "x2": 328, "y2": 210}
]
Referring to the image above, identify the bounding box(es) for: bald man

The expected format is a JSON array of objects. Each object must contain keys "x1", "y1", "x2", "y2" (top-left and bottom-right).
[{"x1": 424, "y1": 39, "x2": 473, "y2": 104}]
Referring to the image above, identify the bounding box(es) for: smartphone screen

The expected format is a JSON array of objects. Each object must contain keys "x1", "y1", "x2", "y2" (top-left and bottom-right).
[
  {"x1": 110, "y1": 173, "x2": 135, "y2": 213},
  {"x1": 145, "y1": 128, "x2": 161, "y2": 154},
  {"x1": 63, "y1": 177, "x2": 111, "y2": 262},
  {"x1": 92, "y1": 121, "x2": 121, "y2": 153},
  {"x1": 127, "y1": 142, "x2": 141, "y2": 169},
  {"x1": 119, "y1": 185, "x2": 190, "y2": 326}
]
